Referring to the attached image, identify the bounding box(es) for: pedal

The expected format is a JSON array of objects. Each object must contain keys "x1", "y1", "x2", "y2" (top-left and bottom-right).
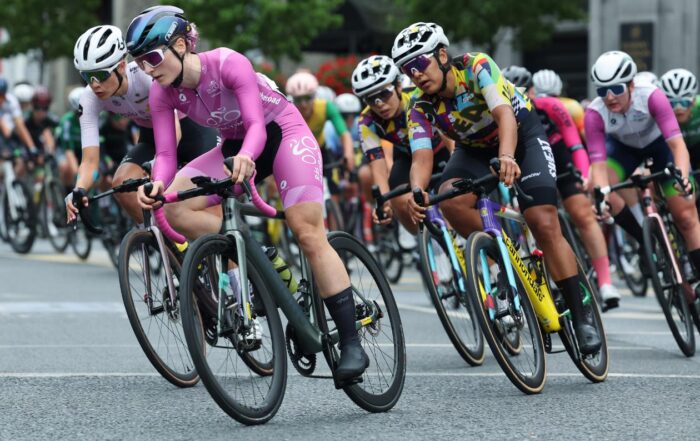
[
  {"x1": 603, "y1": 298, "x2": 619, "y2": 312},
  {"x1": 334, "y1": 375, "x2": 364, "y2": 390}
]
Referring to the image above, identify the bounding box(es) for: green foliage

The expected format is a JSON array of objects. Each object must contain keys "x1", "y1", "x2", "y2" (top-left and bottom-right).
[
  {"x1": 0, "y1": 0, "x2": 102, "y2": 60},
  {"x1": 165, "y1": 0, "x2": 344, "y2": 63},
  {"x1": 398, "y1": 0, "x2": 586, "y2": 53}
]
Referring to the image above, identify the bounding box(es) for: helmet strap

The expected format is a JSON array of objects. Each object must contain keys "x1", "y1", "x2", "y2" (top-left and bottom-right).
[
  {"x1": 111, "y1": 70, "x2": 124, "y2": 97},
  {"x1": 168, "y1": 45, "x2": 186, "y2": 88},
  {"x1": 434, "y1": 47, "x2": 451, "y2": 93}
]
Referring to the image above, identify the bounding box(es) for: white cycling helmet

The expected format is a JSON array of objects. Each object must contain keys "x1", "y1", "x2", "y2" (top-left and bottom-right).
[
  {"x1": 351, "y1": 55, "x2": 400, "y2": 97},
  {"x1": 591, "y1": 51, "x2": 637, "y2": 87},
  {"x1": 12, "y1": 84, "x2": 35, "y2": 103},
  {"x1": 502, "y1": 66, "x2": 532, "y2": 89},
  {"x1": 68, "y1": 87, "x2": 85, "y2": 111},
  {"x1": 286, "y1": 72, "x2": 319, "y2": 97},
  {"x1": 660, "y1": 69, "x2": 698, "y2": 99},
  {"x1": 634, "y1": 71, "x2": 659, "y2": 87},
  {"x1": 532, "y1": 69, "x2": 563, "y2": 96},
  {"x1": 74, "y1": 25, "x2": 126, "y2": 71},
  {"x1": 335, "y1": 93, "x2": 362, "y2": 114},
  {"x1": 392, "y1": 22, "x2": 449, "y2": 67},
  {"x1": 315, "y1": 85, "x2": 336, "y2": 102}
]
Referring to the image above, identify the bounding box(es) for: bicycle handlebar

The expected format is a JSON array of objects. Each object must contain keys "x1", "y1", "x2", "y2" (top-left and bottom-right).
[
  {"x1": 72, "y1": 177, "x2": 151, "y2": 235},
  {"x1": 151, "y1": 157, "x2": 282, "y2": 244},
  {"x1": 373, "y1": 161, "x2": 447, "y2": 221}
]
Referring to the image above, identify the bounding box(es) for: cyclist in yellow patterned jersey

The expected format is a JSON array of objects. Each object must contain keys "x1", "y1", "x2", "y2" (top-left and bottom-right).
[
  {"x1": 393, "y1": 22, "x2": 601, "y2": 354},
  {"x1": 286, "y1": 72, "x2": 355, "y2": 179},
  {"x1": 351, "y1": 55, "x2": 451, "y2": 234}
]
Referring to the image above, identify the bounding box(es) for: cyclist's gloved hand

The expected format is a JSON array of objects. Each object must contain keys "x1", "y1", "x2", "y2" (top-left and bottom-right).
[
  {"x1": 373, "y1": 201, "x2": 393, "y2": 225},
  {"x1": 407, "y1": 187, "x2": 428, "y2": 225},
  {"x1": 223, "y1": 154, "x2": 255, "y2": 185},
  {"x1": 496, "y1": 154, "x2": 521, "y2": 188},
  {"x1": 137, "y1": 181, "x2": 164, "y2": 210},
  {"x1": 65, "y1": 187, "x2": 88, "y2": 224}
]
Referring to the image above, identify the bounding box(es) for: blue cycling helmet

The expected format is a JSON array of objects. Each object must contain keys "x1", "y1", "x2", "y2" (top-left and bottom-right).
[
  {"x1": 0, "y1": 77, "x2": 8, "y2": 94},
  {"x1": 126, "y1": 5, "x2": 190, "y2": 57}
]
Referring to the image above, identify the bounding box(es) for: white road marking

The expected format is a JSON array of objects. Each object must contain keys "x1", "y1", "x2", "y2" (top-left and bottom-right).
[{"x1": 0, "y1": 302, "x2": 124, "y2": 314}]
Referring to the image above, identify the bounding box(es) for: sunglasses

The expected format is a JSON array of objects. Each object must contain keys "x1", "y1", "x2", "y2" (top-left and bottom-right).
[
  {"x1": 135, "y1": 47, "x2": 169, "y2": 69},
  {"x1": 670, "y1": 98, "x2": 693, "y2": 110},
  {"x1": 79, "y1": 65, "x2": 118, "y2": 84},
  {"x1": 33, "y1": 106, "x2": 49, "y2": 112},
  {"x1": 596, "y1": 83, "x2": 627, "y2": 98},
  {"x1": 400, "y1": 54, "x2": 433, "y2": 77},
  {"x1": 364, "y1": 85, "x2": 395, "y2": 106},
  {"x1": 293, "y1": 95, "x2": 314, "y2": 104}
]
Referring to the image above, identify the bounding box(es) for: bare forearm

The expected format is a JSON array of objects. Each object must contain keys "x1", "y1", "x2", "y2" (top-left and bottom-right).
[
  {"x1": 369, "y1": 158, "x2": 391, "y2": 193},
  {"x1": 410, "y1": 150, "x2": 434, "y2": 190}
]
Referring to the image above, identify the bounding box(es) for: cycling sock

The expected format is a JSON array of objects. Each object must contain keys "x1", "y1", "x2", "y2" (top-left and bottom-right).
[
  {"x1": 556, "y1": 275, "x2": 585, "y2": 326},
  {"x1": 688, "y1": 249, "x2": 700, "y2": 275},
  {"x1": 323, "y1": 286, "x2": 358, "y2": 348},
  {"x1": 613, "y1": 205, "x2": 644, "y2": 244},
  {"x1": 592, "y1": 255, "x2": 612, "y2": 286},
  {"x1": 629, "y1": 203, "x2": 644, "y2": 225}
]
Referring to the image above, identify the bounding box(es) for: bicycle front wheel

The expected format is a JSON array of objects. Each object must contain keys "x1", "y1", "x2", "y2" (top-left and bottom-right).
[
  {"x1": 643, "y1": 218, "x2": 695, "y2": 357},
  {"x1": 119, "y1": 229, "x2": 198, "y2": 387},
  {"x1": 465, "y1": 231, "x2": 546, "y2": 394},
  {"x1": 418, "y1": 224, "x2": 484, "y2": 366},
  {"x1": 180, "y1": 234, "x2": 287, "y2": 425},
  {"x1": 320, "y1": 231, "x2": 405, "y2": 413},
  {"x1": 3, "y1": 179, "x2": 36, "y2": 254}
]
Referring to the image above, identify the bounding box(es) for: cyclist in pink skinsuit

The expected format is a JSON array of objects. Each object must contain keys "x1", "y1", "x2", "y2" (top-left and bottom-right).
[{"x1": 126, "y1": 5, "x2": 369, "y2": 380}]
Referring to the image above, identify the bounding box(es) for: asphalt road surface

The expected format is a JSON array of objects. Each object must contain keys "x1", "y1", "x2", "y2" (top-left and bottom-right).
[{"x1": 1, "y1": 239, "x2": 699, "y2": 440}]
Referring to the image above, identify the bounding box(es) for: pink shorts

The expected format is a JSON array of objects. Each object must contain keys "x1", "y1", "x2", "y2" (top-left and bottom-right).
[{"x1": 177, "y1": 105, "x2": 324, "y2": 208}]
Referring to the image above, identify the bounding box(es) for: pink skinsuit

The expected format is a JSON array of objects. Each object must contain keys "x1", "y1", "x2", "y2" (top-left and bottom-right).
[
  {"x1": 533, "y1": 96, "x2": 590, "y2": 178},
  {"x1": 149, "y1": 47, "x2": 323, "y2": 207}
]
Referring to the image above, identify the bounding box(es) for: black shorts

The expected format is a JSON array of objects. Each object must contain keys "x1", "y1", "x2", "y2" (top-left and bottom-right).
[
  {"x1": 552, "y1": 140, "x2": 582, "y2": 200},
  {"x1": 120, "y1": 117, "x2": 219, "y2": 169},
  {"x1": 389, "y1": 146, "x2": 450, "y2": 191},
  {"x1": 440, "y1": 111, "x2": 558, "y2": 211},
  {"x1": 220, "y1": 121, "x2": 283, "y2": 185}
]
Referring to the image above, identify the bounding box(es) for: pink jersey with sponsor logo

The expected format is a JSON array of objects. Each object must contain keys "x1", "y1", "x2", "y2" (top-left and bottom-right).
[{"x1": 149, "y1": 47, "x2": 290, "y2": 184}]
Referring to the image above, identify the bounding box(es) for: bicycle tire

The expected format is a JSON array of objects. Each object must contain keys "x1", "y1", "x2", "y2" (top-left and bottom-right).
[
  {"x1": 558, "y1": 259, "x2": 609, "y2": 382},
  {"x1": 373, "y1": 223, "x2": 403, "y2": 284},
  {"x1": 417, "y1": 225, "x2": 484, "y2": 366},
  {"x1": 611, "y1": 226, "x2": 648, "y2": 297},
  {"x1": 643, "y1": 217, "x2": 695, "y2": 357},
  {"x1": 69, "y1": 222, "x2": 92, "y2": 260},
  {"x1": 119, "y1": 229, "x2": 199, "y2": 387},
  {"x1": 559, "y1": 211, "x2": 602, "y2": 307},
  {"x1": 180, "y1": 233, "x2": 287, "y2": 425},
  {"x1": 664, "y1": 221, "x2": 700, "y2": 338},
  {"x1": 40, "y1": 180, "x2": 69, "y2": 253},
  {"x1": 465, "y1": 231, "x2": 547, "y2": 394},
  {"x1": 3, "y1": 179, "x2": 37, "y2": 254},
  {"x1": 317, "y1": 231, "x2": 405, "y2": 412}
]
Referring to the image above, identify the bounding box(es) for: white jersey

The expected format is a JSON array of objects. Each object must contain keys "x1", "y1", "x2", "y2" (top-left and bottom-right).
[
  {"x1": 78, "y1": 61, "x2": 154, "y2": 148},
  {"x1": 0, "y1": 93, "x2": 23, "y2": 133},
  {"x1": 587, "y1": 83, "x2": 662, "y2": 149}
]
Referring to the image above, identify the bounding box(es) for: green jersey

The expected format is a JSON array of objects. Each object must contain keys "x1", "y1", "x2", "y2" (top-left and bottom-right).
[
  {"x1": 55, "y1": 111, "x2": 82, "y2": 155},
  {"x1": 681, "y1": 96, "x2": 700, "y2": 150}
]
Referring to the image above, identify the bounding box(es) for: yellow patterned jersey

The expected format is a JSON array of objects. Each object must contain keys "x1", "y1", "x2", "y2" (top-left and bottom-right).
[
  {"x1": 358, "y1": 88, "x2": 444, "y2": 162},
  {"x1": 407, "y1": 52, "x2": 533, "y2": 151}
]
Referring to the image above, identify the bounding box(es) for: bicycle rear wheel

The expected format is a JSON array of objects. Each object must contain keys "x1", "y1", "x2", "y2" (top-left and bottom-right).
[
  {"x1": 558, "y1": 259, "x2": 609, "y2": 382},
  {"x1": 610, "y1": 225, "x2": 647, "y2": 297},
  {"x1": 69, "y1": 222, "x2": 92, "y2": 260},
  {"x1": 643, "y1": 218, "x2": 695, "y2": 357},
  {"x1": 180, "y1": 234, "x2": 286, "y2": 425},
  {"x1": 465, "y1": 231, "x2": 546, "y2": 394},
  {"x1": 418, "y1": 224, "x2": 484, "y2": 366},
  {"x1": 373, "y1": 222, "x2": 403, "y2": 284},
  {"x1": 318, "y1": 231, "x2": 405, "y2": 412},
  {"x1": 119, "y1": 229, "x2": 199, "y2": 387}
]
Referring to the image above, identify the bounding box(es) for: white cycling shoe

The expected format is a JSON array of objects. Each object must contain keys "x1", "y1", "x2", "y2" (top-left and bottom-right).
[{"x1": 600, "y1": 284, "x2": 621, "y2": 312}]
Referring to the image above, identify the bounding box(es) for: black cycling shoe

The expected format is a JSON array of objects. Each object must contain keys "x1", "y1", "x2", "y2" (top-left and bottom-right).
[
  {"x1": 335, "y1": 341, "x2": 369, "y2": 381},
  {"x1": 575, "y1": 323, "x2": 602, "y2": 355}
]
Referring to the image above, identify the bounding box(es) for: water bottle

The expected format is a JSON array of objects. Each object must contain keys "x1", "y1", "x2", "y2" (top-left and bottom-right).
[{"x1": 265, "y1": 246, "x2": 298, "y2": 294}]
